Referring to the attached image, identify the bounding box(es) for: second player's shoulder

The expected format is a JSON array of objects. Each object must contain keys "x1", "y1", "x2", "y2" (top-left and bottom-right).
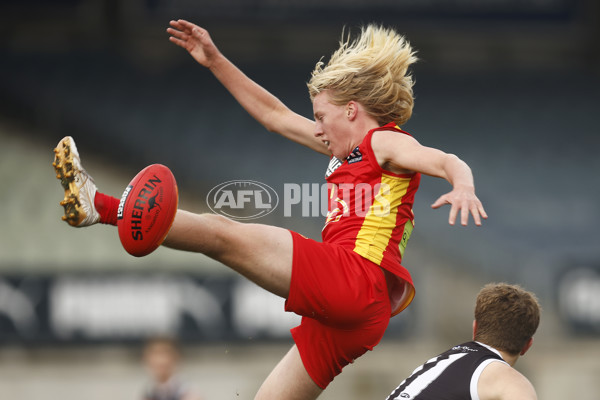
[{"x1": 477, "y1": 361, "x2": 537, "y2": 400}]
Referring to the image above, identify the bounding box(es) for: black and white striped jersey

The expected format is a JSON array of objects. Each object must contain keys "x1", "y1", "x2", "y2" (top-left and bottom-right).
[
  {"x1": 143, "y1": 378, "x2": 189, "y2": 400},
  {"x1": 386, "y1": 341, "x2": 507, "y2": 400}
]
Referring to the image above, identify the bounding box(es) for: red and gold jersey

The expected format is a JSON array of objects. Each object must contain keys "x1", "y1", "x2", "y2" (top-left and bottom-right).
[{"x1": 322, "y1": 123, "x2": 421, "y2": 315}]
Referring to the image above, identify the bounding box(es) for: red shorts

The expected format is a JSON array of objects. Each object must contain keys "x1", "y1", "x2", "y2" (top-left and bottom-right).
[{"x1": 284, "y1": 231, "x2": 392, "y2": 389}]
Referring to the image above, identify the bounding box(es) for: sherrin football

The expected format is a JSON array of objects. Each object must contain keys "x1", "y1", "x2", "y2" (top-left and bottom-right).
[{"x1": 117, "y1": 164, "x2": 178, "y2": 257}]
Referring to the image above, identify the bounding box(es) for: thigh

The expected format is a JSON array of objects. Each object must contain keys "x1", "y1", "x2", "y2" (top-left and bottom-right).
[
  {"x1": 290, "y1": 303, "x2": 390, "y2": 389},
  {"x1": 255, "y1": 345, "x2": 323, "y2": 400},
  {"x1": 285, "y1": 231, "x2": 390, "y2": 326},
  {"x1": 164, "y1": 210, "x2": 294, "y2": 298}
]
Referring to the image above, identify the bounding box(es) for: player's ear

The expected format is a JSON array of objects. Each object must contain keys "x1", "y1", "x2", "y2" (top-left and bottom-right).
[
  {"x1": 346, "y1": 101, "x2": 357, "y2": 120},
  {"x1": 520, "y1": 337, "x2": 534, "y2": 356},
  {"x1": 472, "y1": 320, "x2": 477, "y2": 340}
]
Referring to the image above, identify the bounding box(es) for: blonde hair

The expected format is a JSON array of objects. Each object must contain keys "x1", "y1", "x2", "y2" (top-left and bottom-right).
[{"x1": 307, "y1": 24, "x2": 417, "y2": 126}]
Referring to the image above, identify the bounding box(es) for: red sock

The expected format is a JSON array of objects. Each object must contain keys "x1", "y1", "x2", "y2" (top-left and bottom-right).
[{"x1": 94, "y1": 192, "x2": 119, "y2": 226}]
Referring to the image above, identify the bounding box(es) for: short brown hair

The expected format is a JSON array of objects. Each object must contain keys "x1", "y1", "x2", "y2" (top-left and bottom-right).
[{"x1": 474, "y1": 283, "x2": 541, "y2": 355}]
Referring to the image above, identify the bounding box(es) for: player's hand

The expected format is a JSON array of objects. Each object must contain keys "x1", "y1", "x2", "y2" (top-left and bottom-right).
[
  {"x1": 431, "y1": 185, "x2": 487, "y2": 226},
  {"x1": 167, "y1": 19, "x2": 220, "y2": 68}
]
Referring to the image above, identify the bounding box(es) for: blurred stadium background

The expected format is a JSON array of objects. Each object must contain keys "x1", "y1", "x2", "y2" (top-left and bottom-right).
[{"x1": 1, "y1": 0, "x2": 599, "y2": 399}]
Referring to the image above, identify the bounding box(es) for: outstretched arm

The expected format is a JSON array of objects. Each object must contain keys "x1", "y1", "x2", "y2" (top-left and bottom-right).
[
  {"x1": 167, "y1": 19, "x2": 328, "y2": 155},
  {"x1": 372, "y1": 130, "x2": 487, "y2": 226}
]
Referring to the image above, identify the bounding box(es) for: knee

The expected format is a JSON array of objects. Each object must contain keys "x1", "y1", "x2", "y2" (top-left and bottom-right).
[
  {"x1": 199, "y1": 213, "x2": 243, "y2": 253},
  {"x1": 203, "y1": 212, "x2": 237, "y2": 227},
  {"x1": 166, "y1": 210, "x2": 242, "y2": 256}
]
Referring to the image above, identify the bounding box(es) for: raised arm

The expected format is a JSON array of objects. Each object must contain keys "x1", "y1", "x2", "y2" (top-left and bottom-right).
[
  {"x1": 167, "y1": 19, "x2": 328, "y2": 155},
  {"x1": 371, "y1": 130, "x2": 487, "y2": 226}
]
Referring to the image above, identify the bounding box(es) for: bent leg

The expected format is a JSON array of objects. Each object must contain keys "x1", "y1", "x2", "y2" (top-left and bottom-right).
[
  {"x1": 163, "y1": 210, "x2": 293, "y2": 298},
  {"x1": 255, "y1": 345, "x2": 323, "y2": 400}
]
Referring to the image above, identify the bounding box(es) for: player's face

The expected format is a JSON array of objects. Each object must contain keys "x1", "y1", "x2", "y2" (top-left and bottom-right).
[
  {"x1": 313, "y1": 91, "x2": 352, "y2": 159},
  {"x1": 144, "y1": 343, "x2": 179, "y2": 383}
]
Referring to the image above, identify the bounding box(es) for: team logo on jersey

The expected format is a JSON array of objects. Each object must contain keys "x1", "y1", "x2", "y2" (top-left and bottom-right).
[
  {"x1": 347, "y1": 146, "x2": 363, "y2": 164},
  {"x1": 451, "y1": 345, "x2": 477, "y2": 352},
  {"x1": 324, "y1": 147, "x2": 363, "y2": 178}
]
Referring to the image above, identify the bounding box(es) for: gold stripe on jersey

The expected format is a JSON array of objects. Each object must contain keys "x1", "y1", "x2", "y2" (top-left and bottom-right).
[{"x1": 353, "y1": 173, "x2": 412, "y2": 265}]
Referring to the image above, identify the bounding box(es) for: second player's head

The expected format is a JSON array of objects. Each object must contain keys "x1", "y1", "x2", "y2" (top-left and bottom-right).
[{"x1": 473, "y1": 283, "x2": 541, "y2": 355}]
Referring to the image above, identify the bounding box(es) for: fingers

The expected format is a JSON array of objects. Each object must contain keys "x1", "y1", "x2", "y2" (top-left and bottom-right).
[
  {"x1": 469, "y1": 207, "x2": 481, "y2": 226},
  {"x1": 431, "y1": 195, "x2": 460, "y2": 225},
  {"x1": 168, "y1": 20, "x2": 188, "y2": 36},
  {"x1": 169, "y1": 19, "x2": 182, "y2": 30},
  {"x1": 175, "y1": 19, "x2": 196, "y2": 31},
  {"x1": 460, "y1": 204, "x2": 469, "y2": 226},
  {"x1": 449, "y1": 203, "x2": 459, "y2": 226},
  {"x1": 471, "y1": 202, "x2": 487, "y2": 226},
  {"x1": 168, "y1": 36, "x2": 187, "y2": 49},
  {"x1": 169, "y1": 19, "x2": 207, "y2": 37},
  {"x1": 459, "y1": 201, "x2": 488, "y2": 226},
  {"x1": 454, "y1": 201, "x2": 482, "y2": 226},
  {"x1": 432, "y1": 194, "x2": 487, "y2": 226},
  {"x1": 191, "y1": 27, "x2": 206, "y2": 40},
  {"x1": 167, "y1": 19, "x2": 198, "y2": 39},
  {"x1": 478, "y1": 203, "x2": 488, "y2": 220},
  {"x1": 457, "y1": 200, "x2": 488, "y2": 226},
  {"x1": 430, "y1": 194, "x2": 447, "y2": 210},
  {"x1": 167, "y1": 24, "x2": 188, "y2": 44},
  {"x1": 167, "y1": 19, "x2": 210, "y2": 49},
  {"x1": 169, "y1": 19, "x2": 192, "y2": 31},
  {"x1": 167, "y1": 21, "x2": 200, "y2": 51}
]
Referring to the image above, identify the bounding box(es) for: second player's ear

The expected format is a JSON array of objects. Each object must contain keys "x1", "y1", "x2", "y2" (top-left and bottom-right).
[{"x1": 520, "y1": 337, "x2": 534, "y2": 356}]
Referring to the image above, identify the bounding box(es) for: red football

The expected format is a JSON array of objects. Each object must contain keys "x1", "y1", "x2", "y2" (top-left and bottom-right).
[{"x1": 117, "y1": 164, "x2": 178, "y2": 257}]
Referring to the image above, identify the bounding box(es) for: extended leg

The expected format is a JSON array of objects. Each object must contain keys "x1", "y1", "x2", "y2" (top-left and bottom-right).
[
  {"x1": 53, "y1": 137, "x2": 293, "y2": 297},
  {"x1": 163, "y1": 210, "x2": 294, "y2": 298}
]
